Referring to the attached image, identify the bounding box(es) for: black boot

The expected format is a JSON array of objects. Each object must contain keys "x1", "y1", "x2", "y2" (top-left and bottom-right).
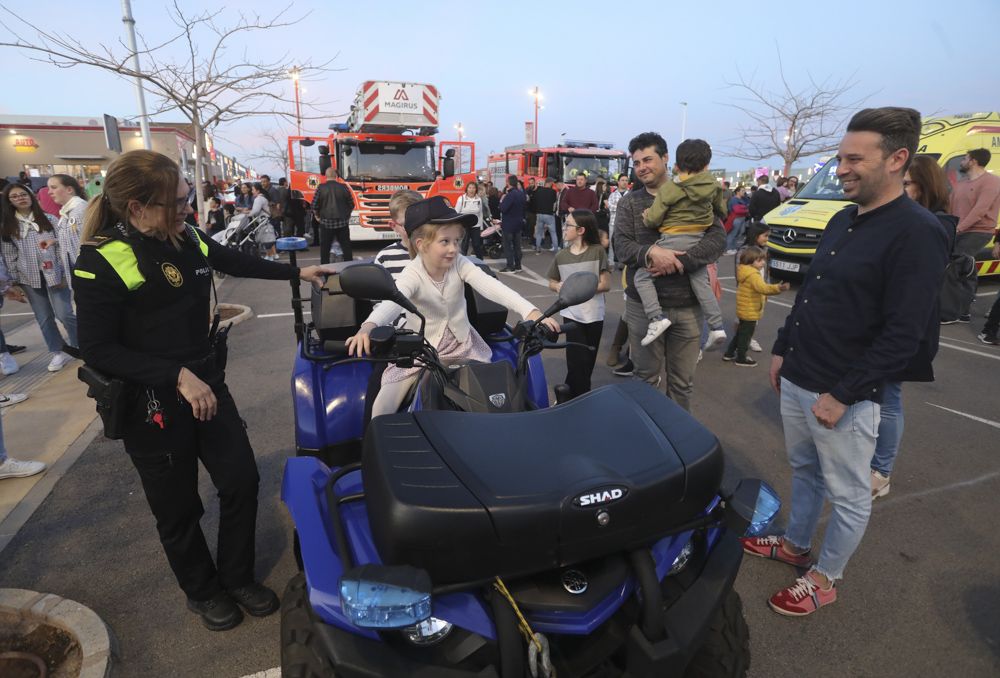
[
  {"x1": 187, "y1": 592, "x2": 243, "y2": 631},
  {"x1": 227, "y1": 582, "x2": 280, "y2": 617}
]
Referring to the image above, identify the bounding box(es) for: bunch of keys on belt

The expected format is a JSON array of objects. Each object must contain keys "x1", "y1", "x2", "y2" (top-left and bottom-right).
[{"x1": 145, "y1": 389, "x2": 166, "y2": 429}]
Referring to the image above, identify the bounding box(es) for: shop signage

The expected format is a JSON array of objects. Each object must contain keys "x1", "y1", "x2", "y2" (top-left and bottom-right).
[{"x1": 13, "y1": 137, "x2": 39, "y2": 153}]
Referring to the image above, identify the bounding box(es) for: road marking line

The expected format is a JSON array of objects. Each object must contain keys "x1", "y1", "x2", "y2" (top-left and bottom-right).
[
  {"x1": 0, "y1": 312, "x2": 35, "y2": 317},
  {"x1": 936, "y1": 341, "x2": 1000, "y2": 361},
  {"x1": 875, "y1": 470, "x2": 1000, "y2": 509},
  {"x1": 925, "y1": 402, "x2": 1000, "y2": 430},
  {"x1": 975, "y1": 289, "x2": 997, "y2": 296},
  {"x1": 257, "y1": 311, "x2": 311, "y2": 319},
  {"x1": 720, "y1": 288, "x2": 999, "y2": 359},
  {"x1": 238, "y1": 668, "x2": 279, "y2": 678}
]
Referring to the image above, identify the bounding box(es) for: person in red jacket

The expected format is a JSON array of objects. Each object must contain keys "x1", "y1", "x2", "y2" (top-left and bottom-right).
[{"x1": 562, "y1": 173, "x2": 598, "y2": 214}]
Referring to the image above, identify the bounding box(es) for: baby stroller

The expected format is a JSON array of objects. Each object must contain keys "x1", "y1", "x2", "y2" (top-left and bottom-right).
[
  {"x1": 212, "y1": 213, "x2": 276, "y2": 256},
  {"x1": 479, "y1": 220, "x2": 504, "y2": 260}
]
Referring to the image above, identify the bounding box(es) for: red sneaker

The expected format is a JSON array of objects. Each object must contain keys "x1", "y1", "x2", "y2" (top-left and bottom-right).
[
  {"x1": 740, "y1": 535, "x2": 813, "y2": 568},
  {"x1": 768, "y1": 571, "x2": 837, "y2": 617}
]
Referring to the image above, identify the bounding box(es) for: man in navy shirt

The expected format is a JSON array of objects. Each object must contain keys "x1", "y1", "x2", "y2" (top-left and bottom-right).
[
  {"x1": 741, "y1": 108, "x2": 950, "y2": 616},
  {"x1": 499, "y1": 174, "x2": 527, "y2": 272}
]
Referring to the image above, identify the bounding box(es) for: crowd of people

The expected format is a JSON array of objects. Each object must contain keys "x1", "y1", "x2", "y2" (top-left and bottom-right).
[{"x1": 0, "y1": 103, "x2": 997, "y2": 634}]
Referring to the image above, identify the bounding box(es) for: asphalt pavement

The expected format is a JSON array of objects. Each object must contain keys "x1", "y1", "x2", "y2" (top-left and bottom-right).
[{"x1": 0, "y1": 241, "x2": 997, "y2": 677}]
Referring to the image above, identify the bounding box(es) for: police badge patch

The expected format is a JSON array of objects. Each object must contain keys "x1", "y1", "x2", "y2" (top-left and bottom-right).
[{"x1": 161, "y1": 262, "x2": 184, "y2": 287}]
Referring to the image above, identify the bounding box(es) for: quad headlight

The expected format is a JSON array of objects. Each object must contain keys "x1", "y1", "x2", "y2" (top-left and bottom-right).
[{"x1": 339, "y1": 564, "x2": 432, "y2": 629}]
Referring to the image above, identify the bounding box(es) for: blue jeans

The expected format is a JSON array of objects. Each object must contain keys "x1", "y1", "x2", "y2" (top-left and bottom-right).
[
  {"x1": 870, "y1": 381, "x2": 902, "y2": 476},
  {"x1": 534, "y1": 214, "x2": 557, "y2": 250},
  {"x1": 726, "y1": 217, "x2": 747, "y2": 252},
  {"x1": 24, "y1": 278, "x2": 78, "y2": 353},
  {"x1": 780, "y1": 378, "x2": 880, "y2": 580}
]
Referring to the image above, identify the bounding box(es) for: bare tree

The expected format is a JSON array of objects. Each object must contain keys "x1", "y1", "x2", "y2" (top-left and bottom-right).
[
  {"x1": 0, "y1": 1, "x2": 338, "y2": 219},
  {"x1": 247, "y1": 129, "x2": 292, "y2": 178},
  {"x1": 722, "y1": 54, "x2": 870, "y2": 176}
]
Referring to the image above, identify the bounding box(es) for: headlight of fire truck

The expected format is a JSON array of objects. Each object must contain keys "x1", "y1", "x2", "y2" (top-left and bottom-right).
[{"x1": 349, "y1": 215, "x2": 360, "y2": 226}]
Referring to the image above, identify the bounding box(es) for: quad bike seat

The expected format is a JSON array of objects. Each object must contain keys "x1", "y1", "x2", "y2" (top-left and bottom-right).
[{"x1": 362, "y1": 381, "x2": 724, "y2": 585}]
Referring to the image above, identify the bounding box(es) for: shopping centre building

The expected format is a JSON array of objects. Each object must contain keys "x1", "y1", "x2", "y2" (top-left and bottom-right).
[{"x1": 0, "y1": 114, "x2": 255, "y2": 187}]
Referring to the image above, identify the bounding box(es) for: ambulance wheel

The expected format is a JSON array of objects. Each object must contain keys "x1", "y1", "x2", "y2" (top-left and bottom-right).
[
  {"x1": 682, "y1": 589, "x2": 750, "y2": 678},
  {"x1": 281, "y1": 573, "x2": 338, "y2": 678}
]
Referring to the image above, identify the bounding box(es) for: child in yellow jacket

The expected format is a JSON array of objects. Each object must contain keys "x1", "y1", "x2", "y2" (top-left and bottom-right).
[{"x1": 724, "y1": 246, "x2": 789, "y2": 366}]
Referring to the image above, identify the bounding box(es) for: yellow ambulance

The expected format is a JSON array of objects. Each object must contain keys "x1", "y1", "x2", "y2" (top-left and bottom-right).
[{"x1": 764, "y1": 112, "x2": 1000, "y2": 278}]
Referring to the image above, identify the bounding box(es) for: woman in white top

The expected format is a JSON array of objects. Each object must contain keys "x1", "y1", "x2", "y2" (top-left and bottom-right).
[
  {"x1": 455, "y1": 180, "x2": 486, "y2": 259},
  {"x1": 45, "y1": 174, "x2": 87, "y2": 290},
  {"x1": 347, "y1": 196, "x2": 559, "y2": 417},
  {"x1": 0, "y1": 184, "x2": 78, "y2": 372}
]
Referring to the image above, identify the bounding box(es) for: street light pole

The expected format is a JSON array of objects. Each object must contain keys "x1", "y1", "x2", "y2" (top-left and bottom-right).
[
  {"x1": 680, "y1": 101, "x2": 688, "y2": 142},
  {"x1": 291, "y1": 67, "x2": 302, "y2": 170},
  {"x1": 121, "y1": 0, "x2": 151, "y2": 150},
  {"x1": 454, "y1": 123, "x2": 464, "y2": 173},
  {"x1": 528, "y1": 85, "x2": 542, "y2": 146}
]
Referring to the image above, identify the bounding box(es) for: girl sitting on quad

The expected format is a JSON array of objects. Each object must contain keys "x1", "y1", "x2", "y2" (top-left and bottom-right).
[{"x1": 347, "y1": 196, "x2": 560, "y2": 417}]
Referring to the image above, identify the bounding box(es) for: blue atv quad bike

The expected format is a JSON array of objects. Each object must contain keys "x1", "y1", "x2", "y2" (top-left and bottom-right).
[{"x1": 276, "y1": 239, "x2": 780, "y2": 678}]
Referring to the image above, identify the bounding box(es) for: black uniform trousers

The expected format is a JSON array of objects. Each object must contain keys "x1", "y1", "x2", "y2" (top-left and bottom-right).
[
  {"x1": 563, "y1": 317, "x2": 604, "y2": 399},
  {"x1": 320, "y1": 225, "x2": 353, "y2": 264},
  {"x1": 123, "y1": 380, "x2": 259, "y2": 601}
]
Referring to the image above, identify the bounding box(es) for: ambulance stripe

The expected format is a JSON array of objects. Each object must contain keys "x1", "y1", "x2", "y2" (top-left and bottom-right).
[
  {"x1": 363, "y1": 81, "x2": 375, "y2": 96},
  {"x1": 422, "y1": 92, "x2": 437, "y2": 113},
  {"x1": 425, "y1": 85, "x2": 438, "y2": 97},
  {"x1": 424, "y1": 109, "x2": 438, "y2": 125},
  {"x1": 364, "y1": 89, "x2": 378, "y2": 107},
  {"x1": 365, "y1": 104, "x2": 380, "y2": 122}
]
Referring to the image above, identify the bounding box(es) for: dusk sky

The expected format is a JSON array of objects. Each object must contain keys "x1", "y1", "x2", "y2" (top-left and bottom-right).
[{"x1": 2, "y1": 0, "x2": 997, "y2": 178}]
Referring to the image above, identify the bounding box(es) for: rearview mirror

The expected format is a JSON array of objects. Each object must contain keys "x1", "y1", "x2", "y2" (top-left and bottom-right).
[
  {"x1": 339, "y1": 263, "x2": 424, "y2": 330},
  {"x1": 340, "y1": 263, "x2": 399, "y2": 301},
  {"x1": 558, "y1": 271, "x2": 598, "y2": 308},
  {"x1": 540, "y1": 271, "x2": 598, "y2": 319},
  {"x1": 722, "y1": 479, "x2": 781, "y2": 536}
]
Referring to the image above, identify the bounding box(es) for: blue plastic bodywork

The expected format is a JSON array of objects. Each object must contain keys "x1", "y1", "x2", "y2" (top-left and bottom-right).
[
  {"x1": 283, "y1": 327, "x2": 724, "y2": 644},
  {"x1": 292, "y1": 349, "x2": 372, "y2": 451},
  {"x1": 283, "y1": 454, "x2": 718, "y2": 639}
]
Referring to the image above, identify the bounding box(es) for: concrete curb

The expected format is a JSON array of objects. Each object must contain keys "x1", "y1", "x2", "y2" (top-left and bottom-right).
[
  {"x1": 0, "y1": 416, "x2": 101, "y2": 557},
  {"x1": 217, "y1": 302, "x2": 253, "y2": 328},
  {"x1": 0, "y1": 588, "x2": 117, "y2": 677}
]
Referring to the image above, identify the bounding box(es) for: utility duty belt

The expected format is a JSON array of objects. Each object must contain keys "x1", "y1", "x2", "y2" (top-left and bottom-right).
[{"x1": 78, "y1": 223, "x2": 227, "y2": 438}]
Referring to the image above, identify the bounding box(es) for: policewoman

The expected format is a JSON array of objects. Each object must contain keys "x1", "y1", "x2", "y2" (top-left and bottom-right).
[{"x1": 73, "y1": 150, "x2": 328, "y2": 631}]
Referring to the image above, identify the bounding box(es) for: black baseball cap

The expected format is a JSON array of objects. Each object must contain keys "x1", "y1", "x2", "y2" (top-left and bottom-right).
[{"x1": 403, "y1": 196, "x2": 478, "y2": 235}]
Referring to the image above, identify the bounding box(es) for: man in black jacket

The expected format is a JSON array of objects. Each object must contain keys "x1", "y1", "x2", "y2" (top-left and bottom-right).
[
  {"x1": 741, "y1": 107, "x2": 949, "y2": 617},
  {"x1": 748, "y1": 174, "x2": 782, "y2": 222},
  {"x1": 311, "y1": 168, "x2": 356, "y2": 264}
]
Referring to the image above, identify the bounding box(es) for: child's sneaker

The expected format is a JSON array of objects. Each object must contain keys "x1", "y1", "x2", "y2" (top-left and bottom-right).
[
  {"x1": 871, "y1": 469, "x2": 891, "y2": 499},
  {"x1": 734, "y1": 356, "x2": 757, "y2": 367},
  {"x1": 703, "y1": 329, "x2": 727, "y2": 351},
  {"x1": 641, "y1": 317, "x2": 671, "y2": 346},
  {"x1": 749, "y1": 339, "x2": 763, "y2": 352},
  {"x1": 768, "y1": 571, "x2": 837, "y2": 617},
  {"x1": 740, "y1": 535, "x2": 813, "y2": 568}
]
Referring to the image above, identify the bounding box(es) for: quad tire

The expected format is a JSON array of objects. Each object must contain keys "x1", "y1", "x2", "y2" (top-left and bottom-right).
[
  {"x1": 281, "y1": 572, "x2": 337, "y2": 677},
  {"x1": 682, "y1": 589, "x2": 750, "y2": 678}
]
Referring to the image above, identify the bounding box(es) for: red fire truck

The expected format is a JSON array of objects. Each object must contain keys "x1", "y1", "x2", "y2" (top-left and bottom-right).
[
  {"x1": 287, "y1": 81, "x2": 476, "y2": 242},
  {"x1": 484, "y1": 141, "x2": 628, "y2": 187}
]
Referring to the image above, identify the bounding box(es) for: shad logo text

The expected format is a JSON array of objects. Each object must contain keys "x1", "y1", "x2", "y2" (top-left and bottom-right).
[{"x1": 574, "y1": 487, "x2": 627, "y2": 507}]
